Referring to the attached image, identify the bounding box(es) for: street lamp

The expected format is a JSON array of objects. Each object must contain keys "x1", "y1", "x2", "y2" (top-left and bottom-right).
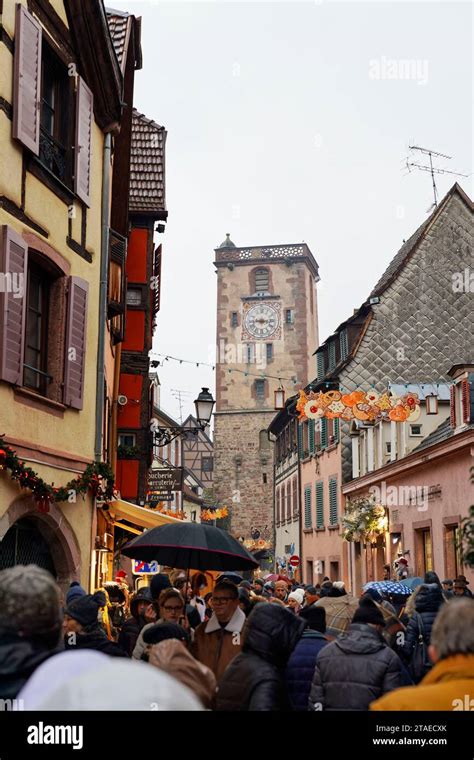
[
  {"x1": 151, "y1": 388, "x2": 215, "y2": 447},
  {"x1": 194, "y1": 387, "x2": 215, "y2": 428}
]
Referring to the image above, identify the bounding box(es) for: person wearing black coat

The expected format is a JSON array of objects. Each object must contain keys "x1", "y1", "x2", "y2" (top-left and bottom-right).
[
  {"x1": 309, "y1": 599, "x2": 403, "y2": 710},
  {"x1": 63, "y1": 592, "x2": 127, "y2": 658},
  {"x1": 285, "y1": 606, "x2": 329, "y2": 711},
  {"x1": 0, "y1": 565, "x2": 63, "y2": 700},
  {"x1": 118, "y1": 587, "x2": 154, "y2": 656},
  {"x1": 401, "y1": 583, "x2": 444, "y2": 682},
  {"x1": 216, "y1": 603, "x2": 305, "y2": 711}
]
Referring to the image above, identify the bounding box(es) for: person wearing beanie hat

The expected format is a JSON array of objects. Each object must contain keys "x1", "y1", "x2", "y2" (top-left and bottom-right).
[
  {"x1": 149, "y1": 573, "x2": 172, "y2": 599},
  {"x1": 287, "y1": 588, "x2": 305, "y2": 614},
  {"x1": 285, "y1": 605, "x2": 329, "y2": 710},
  {"x1": 64, "y1": 592, "x2": 127, "y2": 658},
  {"x1": 65, "y1": 581, "x2": 87, "y2": 606},
  {"x1": 308, "y1": 596, "x2": 403, "y2": 710},
  {"x1": 118, "y1": 587, "x2": 156, "y2": 656},
  {"x1": 0, "y1": 565, "x2": 63, "y2": 699}
]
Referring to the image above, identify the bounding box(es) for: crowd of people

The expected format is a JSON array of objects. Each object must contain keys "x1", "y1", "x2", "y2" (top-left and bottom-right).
[{"x1": 0, "y1": 563, "x2": 473, "y2": 711}]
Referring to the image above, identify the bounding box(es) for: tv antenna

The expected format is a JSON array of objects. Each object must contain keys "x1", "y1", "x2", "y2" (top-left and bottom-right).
[
  {"x1": 170, "y1": 388, "x2": 192, "y2": 423},
  {"x1": 405, "y1": 145, "x2": 468, "y2": 210}
]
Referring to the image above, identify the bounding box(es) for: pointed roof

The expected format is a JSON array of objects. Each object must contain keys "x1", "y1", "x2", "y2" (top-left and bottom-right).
[
  {"x1": 218, "y1": 233, "x2": 236, "y2": 249},
  {"x1": 130, "y1": 109, "x2": 167, "y2": 217},
  {"x1": 106, "y1": 8, "x2": 142, "y2": 73}
]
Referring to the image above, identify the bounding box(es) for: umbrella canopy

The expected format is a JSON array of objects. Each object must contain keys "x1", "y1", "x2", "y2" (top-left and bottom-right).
[
  {"x1": 314, "y1": 595, "x2": 360, "y2": 638},
  {"x1": 121, "y1": 522, "x2": 259, "y2": 572},
  {"x1": 363, "y1": 580, "x2": 412, "y2": 596},
  {"x1": 400, "y1": 577, "x2": 424, "y2": 590}
]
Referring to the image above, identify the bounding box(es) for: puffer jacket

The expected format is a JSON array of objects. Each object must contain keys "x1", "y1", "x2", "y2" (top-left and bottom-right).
[
  {"x1": 309, "y1": 623, "x2": 403, "y2": 710},
  {"x1": 285, "y1": 630, "x2": 329, "y2": 711},
  {"x1": 216, "y1": 603, "x2": 305, "y2": 711},
  {"x1": 401, "y1": 583, "x2": 444, "y2": 681},
  {"x1": 0, "y1": 632, "x2": 60, "y2": 699},
  {"x1": 64, "y1": 628, "x2": 128, "y2": 657}
]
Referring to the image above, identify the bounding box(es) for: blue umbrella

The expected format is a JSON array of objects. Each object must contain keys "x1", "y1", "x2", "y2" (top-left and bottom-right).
[
  {"x1": 363, "y1": 580, "x2": 412, "y2": 596},
  {"x1": 400, "y1": 577, "x2": 424, "y2": 590}
]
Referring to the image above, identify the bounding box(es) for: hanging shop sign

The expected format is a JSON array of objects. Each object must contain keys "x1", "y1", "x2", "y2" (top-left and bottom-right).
[
  {"x1": 296, "y1": 389, "x2": 421, "y2": 423},
  {"x1": 147, "y1": 467, "x2": 183, "y2": 492}
]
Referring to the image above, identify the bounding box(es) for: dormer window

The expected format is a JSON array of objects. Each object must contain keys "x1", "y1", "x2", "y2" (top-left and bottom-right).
[{"x1": 254, "y1": 268, "x2": 269, "y2": 294}]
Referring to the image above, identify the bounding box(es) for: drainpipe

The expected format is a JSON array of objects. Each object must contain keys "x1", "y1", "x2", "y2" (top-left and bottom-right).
[
  {"x1": 95, "y1": 132, "x2": 112, "y2": 461},
  {"x1": 89, "y1": 133, "x2": 112, "y2": 591}
]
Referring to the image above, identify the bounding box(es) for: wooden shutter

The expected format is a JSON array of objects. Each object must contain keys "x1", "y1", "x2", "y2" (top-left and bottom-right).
[
  {"x1": 334, "y1": 417, "x2": 340, "y2": 442},
  {"x1": 297, "y1": 423, "x2": 303, "y2": 459},
  {"x1": 329, "y1": 478, "x2": 338, "y2": 525},
  {"x1": 309, "y1": 419, "x2": 315, "y2": 454},
  {"x1": 316, "y1": 352, "x2": 325, "y2": 380},
  {"x1": 292, "y1": 477, "x2": 298, "y2": 518},
  {"x1": 328, "y1": 341, "x2": 336, "y2": 370},
  {"x1": 12, "y1": 4, "x2": 42, "y2": 155},
  {"x1": 75, "y1": 77, "x2": 93, "y2": 206},
  {"x1": 321, "y1": 417, "x2": 328, "y2": 449},
  {"x1": 316, "y1": 481, "x2": 324, "y2": 528},
  {"x1": 450, "y1": 385, "x2": 456, "y2": 428},
  {"x1": 461, "y1": 379, "x2": 471, "y2": 423},
  {"x1": 286, "y1": 482, "x2": 291, "y2": 521},
  {"x1": 0, "y1": 226, "x2": 28, "y2": 384},
  {"x1": 304, "y1": 486, "x2": 312, "y2": 529},
  {"x1": 339, "y1": 329, "x2": 349, "y2": 359},
  {"x1": 63, "y1": 276, "x2": 88, "y2": 409}
]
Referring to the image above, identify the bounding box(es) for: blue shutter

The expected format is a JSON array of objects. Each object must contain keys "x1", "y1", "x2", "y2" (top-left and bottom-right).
[
  {"x1": 316, "y1": 481, "x2": 324, "y2": 528},
  {"x1": 329, "y1": 478, "x2": 338, "y2": 525},
  {"x1": 339, "y1": 329, "x2": 348, "y2": 359},
  {"x1": 297, "y1": 424, "x2": 303, "y2": 459},
  {"x1": 316, "y1": 352, "x2": 325, "y2": 380},
  {"x1": 321, "y1": 418, "x2": 328, "y2": 449},
  {"x1": 304, "y1": 486, "x2": 312, "y2": 529},
  {"x1": 309, "y1": 419, "x2": 315, "y2": 454}
]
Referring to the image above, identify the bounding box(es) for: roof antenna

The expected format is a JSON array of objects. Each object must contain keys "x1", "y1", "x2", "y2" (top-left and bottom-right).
[{"x1": 405, "y1": 145, "x2": 468, "y2": 212}]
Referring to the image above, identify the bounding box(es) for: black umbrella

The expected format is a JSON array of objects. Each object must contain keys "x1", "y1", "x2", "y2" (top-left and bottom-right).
[{"x1": 121, "y1": 522, "x2": 259, "y2": 572}]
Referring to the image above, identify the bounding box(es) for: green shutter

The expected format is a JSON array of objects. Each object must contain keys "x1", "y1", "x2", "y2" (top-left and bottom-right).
[
  {"x1": 321, "y1": 418, "x2": 328, "y2": 449},
  {"x1": 316, "y1": 481, "x2": 324, "y2": 528},
  {"x1": 328, "y1": 341, "x2": 336, "y2": 370},
  {"x1": 316, "y1": 352, "x2": 325, "y2": 380},
  {"x1": 329, "y1": 478, "x2": 338, "y2": 525},
  {"x1": 304, "y1": 486, "x2": 312, "y2": 529},
  {"x1": 297, "y1": 424, "x2": 303, "y2": 459},
  {"x1": 334, "y1": 417, "x2": 340, "y2": 442},
  {"x1": 309, "y1": 419, "x2": 315, "y2": 454},
  {"x1": 339, "y1": 329, "x2": 348, "y2": 359}
]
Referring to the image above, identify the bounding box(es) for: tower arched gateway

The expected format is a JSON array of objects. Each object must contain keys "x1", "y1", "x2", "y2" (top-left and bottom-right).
[{"x1": 0, "y1": 496, "x2": 81, "y2": 593}]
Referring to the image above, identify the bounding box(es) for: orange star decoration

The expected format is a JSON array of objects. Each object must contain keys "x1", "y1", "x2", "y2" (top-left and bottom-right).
[
  {"x1": 297, "y1": 389, "x2": 421, "y2": 424},
  {"x1": 201, "y1": 506, "x2": 229, "y2": 521}
]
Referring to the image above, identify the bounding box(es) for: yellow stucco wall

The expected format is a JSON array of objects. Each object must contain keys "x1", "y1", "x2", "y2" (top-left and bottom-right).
[{"x1": 0, "y1": 0, "x2": 106, "y2": 586}]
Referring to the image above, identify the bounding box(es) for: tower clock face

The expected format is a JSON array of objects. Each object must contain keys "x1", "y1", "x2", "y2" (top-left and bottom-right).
[{"x1": 243, "y1": 302, "x2": 280, "y2": 339}]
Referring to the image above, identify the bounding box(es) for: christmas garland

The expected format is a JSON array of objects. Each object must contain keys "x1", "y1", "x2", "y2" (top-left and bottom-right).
[
  {"x1": 0, "y1": 437, "x2": 116, "y2": 513},
  {"x1": 201, "y1": 506, "x2": 229, "y2": 521}
]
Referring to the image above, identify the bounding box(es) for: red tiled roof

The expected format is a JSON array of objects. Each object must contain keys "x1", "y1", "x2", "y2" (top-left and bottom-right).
[{"x1": 130, "y1": 109, "x2": 167, "y2": 216}]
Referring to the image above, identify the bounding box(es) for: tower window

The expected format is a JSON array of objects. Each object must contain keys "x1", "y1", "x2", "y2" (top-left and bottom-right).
[
  {"x1": 255, "y1": 379, "x2": 266, "y2": 399},
  {"x1": 285, "y1": 309, "x2": 294, "y2": 324},
  {"x1": 231, "y1": 312, "x2": 238, "y2": 327},
  {"x1": 266, "y1": 343, "x2": 273, "y2": 361},
  {"x1": 254, "y1": 268, "x2": 269, "y2": 293}
]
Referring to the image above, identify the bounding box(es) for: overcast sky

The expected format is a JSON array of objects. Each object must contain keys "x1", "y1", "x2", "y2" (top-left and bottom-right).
[{"x1": 111, "y1": 0, "x2": 472, "y2": 423}]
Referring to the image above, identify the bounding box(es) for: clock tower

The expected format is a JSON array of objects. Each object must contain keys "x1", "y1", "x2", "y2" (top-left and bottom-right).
[{"x1": 213, "y1": 236, "x2": 320, "y2": 565}]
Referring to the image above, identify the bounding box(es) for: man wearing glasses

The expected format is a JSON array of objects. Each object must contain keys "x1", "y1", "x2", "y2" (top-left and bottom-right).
[{"x1": 192, "y1": 580, "x2": 245, "y2": 682}]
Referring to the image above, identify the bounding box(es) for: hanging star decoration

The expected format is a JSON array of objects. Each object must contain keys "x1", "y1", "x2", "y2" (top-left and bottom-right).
[
  {"x1": 201, "y1": 506, "x2": 229, "y2": 521},
  {"x1": 0, "y1": 437, "x2": 117, "y2": 514},
  {"x1": 296, "y1": 388, "x2": 421, "y2": 423}
]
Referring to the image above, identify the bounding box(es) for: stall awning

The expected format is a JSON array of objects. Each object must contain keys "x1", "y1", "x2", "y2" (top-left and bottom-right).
[{"x1": 108, "y1": 499, "x2": 185, "y2": 532}]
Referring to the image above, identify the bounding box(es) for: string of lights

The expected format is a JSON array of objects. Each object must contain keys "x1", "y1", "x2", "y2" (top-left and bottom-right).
[{"x1": 149, "y1": 352, "x2": 299, "y2": 384}]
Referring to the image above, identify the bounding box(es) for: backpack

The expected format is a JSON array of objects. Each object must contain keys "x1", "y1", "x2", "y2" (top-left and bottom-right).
[{"x1": 409, "y1": 612, "x2": 432, "y2": 683}]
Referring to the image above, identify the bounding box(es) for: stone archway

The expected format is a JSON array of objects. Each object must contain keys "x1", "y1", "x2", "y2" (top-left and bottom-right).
[{"x1": 0, "y1": 496, "x2": 81, "y2": 593}]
